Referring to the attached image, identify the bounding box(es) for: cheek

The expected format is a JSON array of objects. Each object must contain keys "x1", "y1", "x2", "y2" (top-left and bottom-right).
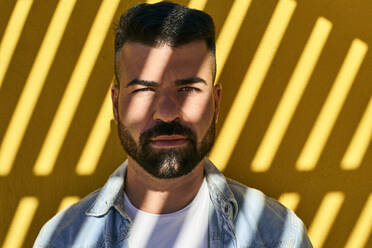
[
  {"x1": 119, "y1": 95, "x2": 154, "y2": 129},
  {"x1": 181, "y1": 94, "x2": 215, "y2": 131}
]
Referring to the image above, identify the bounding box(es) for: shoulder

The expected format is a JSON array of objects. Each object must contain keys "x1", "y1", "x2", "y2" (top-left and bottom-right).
[
  {"x1": 226, "y1": 178, "x2": 291, "y2": 224},
  {"x1": 227, "y1": 178, "x2": 287, "y2": 217},
  {"x1": 33, "y1": 189, "x2": 105, "y2": 248},
  {"x1": 225, "y1": 178, "x2": 313, "y2": 247}
]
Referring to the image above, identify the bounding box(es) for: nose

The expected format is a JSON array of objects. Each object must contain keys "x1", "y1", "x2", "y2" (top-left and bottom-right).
[{"x1": 153, "y1": 92, "x2": 180, "y2": 122}]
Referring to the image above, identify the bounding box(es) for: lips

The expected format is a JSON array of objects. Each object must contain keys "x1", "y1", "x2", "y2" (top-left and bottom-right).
[{"x1": 150, "y1": 135, "x2": 188, "y2": 147}]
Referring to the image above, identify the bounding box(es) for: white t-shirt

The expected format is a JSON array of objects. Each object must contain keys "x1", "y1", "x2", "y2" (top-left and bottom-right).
[{"x1": 123, "y1": 178, "x2": 210, "y2": 248}]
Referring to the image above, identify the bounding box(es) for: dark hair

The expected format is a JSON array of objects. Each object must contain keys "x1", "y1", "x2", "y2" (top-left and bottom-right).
[{"x1": 114, "y1": 1, "x2": 216, "y2": 84}]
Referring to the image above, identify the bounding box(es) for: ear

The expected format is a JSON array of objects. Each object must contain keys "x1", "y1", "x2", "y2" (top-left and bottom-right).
[
  {"x1": 213, "y1": 83, "x2": 222, "y2": 123},
  {"x1": 111, "y1": 83, "x2": 119, "y2": 124}
]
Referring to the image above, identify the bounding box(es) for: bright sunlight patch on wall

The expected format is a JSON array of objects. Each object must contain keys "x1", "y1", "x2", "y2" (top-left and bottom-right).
[
  {"x1": 32, "y1": 0, "x2": 120, "y2": 176},
  {"x1": 0, "y1": 0, "x2": 77, "y2": 176},
  {"x1": 296, "y1": 39, "x2": 368, "y2": 171},
  {"x1": 251, "y1": 17, "x2": 332, "y2": 172},
  {"x1": 211, "y1": 0, "x2": 297, "y2": 171}
]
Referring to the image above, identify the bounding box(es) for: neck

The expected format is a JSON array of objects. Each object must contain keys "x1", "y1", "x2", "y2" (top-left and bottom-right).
[{"x1": 125, "y1": 157, "x2": 205, "y2": 214}]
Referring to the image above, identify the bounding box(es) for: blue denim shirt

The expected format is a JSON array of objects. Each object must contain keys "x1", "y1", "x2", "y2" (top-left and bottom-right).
[{"x1": 34, "y1": 159, "x2": 313, "y2": 247}]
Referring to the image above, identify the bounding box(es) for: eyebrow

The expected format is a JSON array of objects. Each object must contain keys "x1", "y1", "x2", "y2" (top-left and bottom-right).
[
  {"x1": 175, "y1": 77, "x2": 207, "y2": 86},
  {"x1": 126, "y1": 79, "x2": 158, "y2": 87},
  {"x1": 126, "y1": 77, "x2": 207, "y2": 88}
]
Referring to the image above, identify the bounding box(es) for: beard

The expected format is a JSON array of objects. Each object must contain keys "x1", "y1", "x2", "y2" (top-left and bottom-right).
[{"x1": 117, "y1": 114, "x2": 216, "y2": 179}]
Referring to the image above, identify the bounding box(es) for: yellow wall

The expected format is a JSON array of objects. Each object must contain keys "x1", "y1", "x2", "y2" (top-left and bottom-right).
[{"x1": 1, "y1": 0, "x2": 371, "y2": 247}]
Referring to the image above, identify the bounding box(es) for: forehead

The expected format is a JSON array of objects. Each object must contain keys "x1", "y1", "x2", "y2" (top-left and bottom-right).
[{"x1": 116, "y1": 41, "x2": 213, "y2": 84}]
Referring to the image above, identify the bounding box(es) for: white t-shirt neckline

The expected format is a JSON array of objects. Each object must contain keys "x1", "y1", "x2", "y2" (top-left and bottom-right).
[
  {"x1": 124, "y1": 177, "x2": 208, "y2": 218},
  {"x1": 123, "y1": 178, "x2": 210, "y2": 248}
]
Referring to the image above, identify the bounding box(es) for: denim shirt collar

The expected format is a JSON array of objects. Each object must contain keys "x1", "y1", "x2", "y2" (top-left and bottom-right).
[
  {"x1": 85, "y1": 160, "x2": 128, "y2": 217},
  {"x1": 85, "y1": 158, "x2": 238, "y2": 223},
  {"x1": 204, "y1": 158, "x2": 238, "y2": 222}
]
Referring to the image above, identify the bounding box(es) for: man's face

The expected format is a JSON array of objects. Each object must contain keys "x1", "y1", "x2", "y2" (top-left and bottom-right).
[{"x1": 112, "y1": 41, "x2": 221, "y2": 178}]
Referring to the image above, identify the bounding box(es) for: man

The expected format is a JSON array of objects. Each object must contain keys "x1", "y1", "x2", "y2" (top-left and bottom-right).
[{"x1": 34, "y1": 2, "x2": 313, "y2": 247}]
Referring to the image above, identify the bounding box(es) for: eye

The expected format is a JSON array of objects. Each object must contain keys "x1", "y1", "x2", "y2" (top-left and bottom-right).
[
  {"x1": 179, "y1": 86, "x2": 200, "y2": 93},
  {"x1": 131, "y1": 87, "x2": 154, "y2": 94}
]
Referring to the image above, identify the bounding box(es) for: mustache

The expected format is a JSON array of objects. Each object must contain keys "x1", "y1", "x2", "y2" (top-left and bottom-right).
[{"x1": 140, "y1": 121, "x2": 196, "y2": 143}]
